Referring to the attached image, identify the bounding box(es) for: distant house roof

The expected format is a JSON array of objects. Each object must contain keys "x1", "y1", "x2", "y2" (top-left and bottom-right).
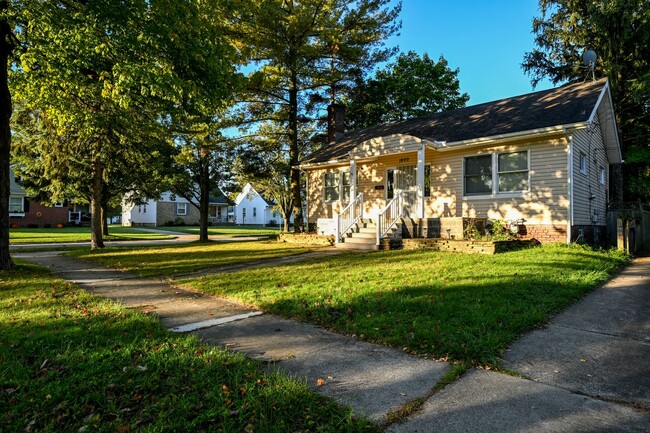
[
  {"x1": 209, "y1": 189, "x2": 232, "y2": 206},
  {"x1": 302, "y1": 78, "x2": 619, "y2": 166}
]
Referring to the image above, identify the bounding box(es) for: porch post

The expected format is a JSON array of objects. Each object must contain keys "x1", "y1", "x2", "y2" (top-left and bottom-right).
[
  {"x1": 417, "y1": 143, "x2": 425, "y2": 219},
  {"x1": 350, "y1": 159, "x2": 357, "y2": 219}
]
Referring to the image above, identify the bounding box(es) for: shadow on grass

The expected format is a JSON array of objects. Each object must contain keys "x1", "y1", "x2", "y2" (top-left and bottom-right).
[
  {"x1": 0, "y1": 264, "x2": 376, "y2": 433},
  {"x1": 186, "y1": 245, "x2": 629, "y2": 366},
  {"x1": 69, "y1": 241, "x2": 309, "y2": 277}
]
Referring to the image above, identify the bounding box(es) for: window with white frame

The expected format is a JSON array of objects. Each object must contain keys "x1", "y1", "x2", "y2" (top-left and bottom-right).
[
  {"x1": 9, "y1": 197, "x2": 24, "y2": 213},
  {"x1": 599, "y1": 167, "x2": 606, "y2": 185},
  {"x1": 464, "y1": 155, "x2": 493, "y2": 195},
  {"x1": 341, "y1": 172, "x2": 351, "y2": 202},
  {"x1": 253, "y1": 207, "x2": 257, "y2": 218},
  {"x1": 579, "y1": 153, "x2": 587, "y2": 174},
  {"x1": 324, "y1": 172, "x2": 341, "y2": 201},
  {"x1": 54, "y1": 202, "x2": 64, "y2": 208},
  {"x1": 176, "y1": 202, "x2": 187, "y2": 216},
  {"x1": 464, "y1": 151, "x2": 530, "y2": 196},
  {"x1": 498, "y1": 151, "x2": 529, "y2": 192}
]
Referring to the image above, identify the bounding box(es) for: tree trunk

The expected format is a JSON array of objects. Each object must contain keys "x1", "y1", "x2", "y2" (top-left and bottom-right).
[
  {"x1": 288, "y1": 72, "x2": 303, "y2": 233},
  {"x1": 90, "y1": 155, "x2": 105, "y2": 249},
  {"x1": 198, "y1": 151, "x2": 210, "y2": 243},
  {"x1": 0, "y1": 2, "x2": 15, "y2": 271}
]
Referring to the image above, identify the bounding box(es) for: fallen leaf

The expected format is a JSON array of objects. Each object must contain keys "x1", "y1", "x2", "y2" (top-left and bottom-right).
[
  {"x1": 316, "y1": 378, "x2": 326, "y2": 387},
  {"x1": 580, "y1": 358, "x2": 587, "y2": 362},
  {"x1": 244, "y1": 424, "x2": 254, "y2": 433}
]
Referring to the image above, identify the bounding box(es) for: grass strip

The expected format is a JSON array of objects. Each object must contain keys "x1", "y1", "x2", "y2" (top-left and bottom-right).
[
  {"x1": 381, "y1": 362, "x2": 470, "y2": 427},
  {"x1": 10, "y1": 227, "x2": 172, "y2": 244},
  {"x1": 181, "y1": 244, "x2": 628, "y2": 366},
  {"x1": 154, "y1": 225, "x2": 280, "y2": 237},
  {"x1": 0, "y1": 262, "x2": 377, "y2": 433},
  {"x1": 68, "y1": 240, "x2": 310, "y2": 277}
]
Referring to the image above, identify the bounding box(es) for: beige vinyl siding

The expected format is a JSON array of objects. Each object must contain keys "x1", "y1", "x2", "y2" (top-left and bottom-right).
[
  {"x1": 306, "y1": 135, "x2": 569, "y2": 226},
  {"x1": 425, "y1": 136, "x2": 569, "y2": 224},
  {"x1": 572, "y1": 117, "x2": 609, "y2": 226}
]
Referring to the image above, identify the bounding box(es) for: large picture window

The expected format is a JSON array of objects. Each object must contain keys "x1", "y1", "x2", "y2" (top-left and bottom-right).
[
  {"x1": 464, "y1": 155, "x2": 492, "y2": 195},
  {"x1": 464, "y1": 151, "x2": 529, "y2": 196}
]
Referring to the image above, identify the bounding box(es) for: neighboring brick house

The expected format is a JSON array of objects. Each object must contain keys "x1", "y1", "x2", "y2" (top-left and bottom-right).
[
  {"x1": 299, "y1": 78, "x2": 621, "y2": 248},
  {"x1": 8, "y1": 166, "x2": 72, "y2": 228},
  {"x1": 122, "y1": 190, "x2": 233, "y2": 227}
]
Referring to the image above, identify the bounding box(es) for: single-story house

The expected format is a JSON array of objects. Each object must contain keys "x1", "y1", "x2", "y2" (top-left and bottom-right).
[
  {"x1": 122, "y1": 189, "x2": 233, "y2": 227},
  {"x1": 299, "y1": 78, "x2": 621, "y2": 248},
  {"x1": 8, "y1": 166, "x2": 73, "y2": 228},
  {"x1": 234, "y1": 183, "x2": 287, "y2": 226}
]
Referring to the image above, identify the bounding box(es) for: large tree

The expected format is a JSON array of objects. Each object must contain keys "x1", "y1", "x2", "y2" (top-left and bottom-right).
[
  {"x1": 522, "y1": 0, "x2": 650, "y2": 202},
  {"x1": 346, "y1": 51, "x2": 469, "y2": 128},
  {"x1": 12, "y1": 0, "x2": 239, "y2": 249},
  {"x1": 0, "y1": 0, "x2": 19, "y2": 270},
  {"x1": 232, "y1": 0, "x2": 401, "y2": 232}
]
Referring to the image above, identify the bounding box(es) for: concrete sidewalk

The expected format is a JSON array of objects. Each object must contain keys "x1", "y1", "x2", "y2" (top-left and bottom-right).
[{"x1": 14, "y1": 251, "x2": 650, "y2": 431}]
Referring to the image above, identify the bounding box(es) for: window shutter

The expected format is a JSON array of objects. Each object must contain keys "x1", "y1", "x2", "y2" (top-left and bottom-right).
[{"x1": 24, "y1": 198, "x2": 30, "y2": 212}]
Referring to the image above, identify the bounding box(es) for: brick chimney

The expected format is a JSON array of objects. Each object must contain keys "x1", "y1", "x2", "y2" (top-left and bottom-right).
[{"x1": 327, "y1": 103, "x2": 346, "y2": 143}]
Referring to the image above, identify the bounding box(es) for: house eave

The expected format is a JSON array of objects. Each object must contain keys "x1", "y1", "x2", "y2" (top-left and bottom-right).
[{"x1": 433, "y1": 122, "x2": 589, "y2": 151}]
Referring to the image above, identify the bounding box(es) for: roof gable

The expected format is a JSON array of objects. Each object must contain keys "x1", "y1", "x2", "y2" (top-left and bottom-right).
[{"x1": 302, "y1": 78, "x2": 610, "y2": 165}]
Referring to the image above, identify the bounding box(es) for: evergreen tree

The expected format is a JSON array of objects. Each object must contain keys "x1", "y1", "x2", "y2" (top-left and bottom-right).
[{"x1": 522, "y1": 0, "x2": 650, "y2": 202}]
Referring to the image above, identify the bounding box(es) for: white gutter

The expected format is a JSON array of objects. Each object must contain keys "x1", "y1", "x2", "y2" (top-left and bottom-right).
[
  {"x1": 564, "y1": 127, "x2": 574, "y2": 244},
  {"x1": 297, "y1": 122, "x2": 590, "y2": 169},
  {"x1": 433, "y1": 122, "x2": 589, "y2": 151}
]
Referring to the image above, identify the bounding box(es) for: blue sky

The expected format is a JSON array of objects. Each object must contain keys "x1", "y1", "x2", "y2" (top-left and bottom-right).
[{"x1": 384, "y1": 0, "x2": 555, "y2": 104}]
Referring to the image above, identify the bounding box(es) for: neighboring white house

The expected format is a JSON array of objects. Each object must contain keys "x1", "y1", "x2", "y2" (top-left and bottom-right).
[
  {"x1": 122, "y1": 190, "x2": 232, "y2": 226},
  {"x1": 234, "y1": 183, "x2": 287, "y2": 226}
]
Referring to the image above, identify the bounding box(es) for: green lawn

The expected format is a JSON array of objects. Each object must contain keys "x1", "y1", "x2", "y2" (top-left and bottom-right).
[
  {"x1": 157, "y1": 225, "x2": 280, "y2": 237},
  {"x1": 69, "y1": 241, "x2": 311, "y2": 277},
  {"x1": 10, "y1": 226, "x2": 173, "y2": 244},
  {"x1": 0, "y1": 263, "x2": 375, "y2": 433},
  {"x1": 180, "y1": 244, "x2": 628, "y2": 366}
]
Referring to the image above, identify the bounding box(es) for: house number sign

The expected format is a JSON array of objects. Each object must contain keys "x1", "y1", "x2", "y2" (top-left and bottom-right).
[{"x1": 399, "y1": 157, "x2": 410, "y2": 163}]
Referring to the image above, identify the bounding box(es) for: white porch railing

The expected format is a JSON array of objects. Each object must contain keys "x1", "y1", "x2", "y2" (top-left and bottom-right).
[
  {"x1": 335, "y1": 193, "x2": 363, "y2": 243},
  {"x1": 377, "y1": 191, "x2": 403, "y2": 246}
]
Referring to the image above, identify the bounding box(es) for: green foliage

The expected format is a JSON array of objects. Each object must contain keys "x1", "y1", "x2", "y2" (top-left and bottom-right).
[
  {"x1": 522, "y1": 0, "x2": 650, "y2": 201},
  {"x1": 10, "y1": 0, "x2": 241, "y2": 246},
  {"x1": 231, "y1": 0, "x2": 402, "y2": 229},
  {"x1": 182, "y1": 244, "x2": 628, "y2": 365},
  {"x1": 347, "y1": 51, "x2": 469, "y2": 128},
  {"x1": 488, "y1": 220, "x2": 511, "y2": 241},
  {"x1": 0, "y1": 262, "x2": 376, "y2": 432}
]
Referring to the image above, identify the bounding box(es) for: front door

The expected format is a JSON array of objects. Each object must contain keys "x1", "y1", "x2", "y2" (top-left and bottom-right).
[{"x1": 388, "y1": 165, "x2": 418, "y2": 217}]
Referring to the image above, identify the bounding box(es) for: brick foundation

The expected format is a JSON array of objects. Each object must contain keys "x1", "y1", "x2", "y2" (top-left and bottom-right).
[{"x1": 518, "y1": 224, "x2": 567, "y2": 243}]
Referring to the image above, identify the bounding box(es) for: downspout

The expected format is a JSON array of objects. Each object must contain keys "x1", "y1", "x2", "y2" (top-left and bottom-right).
[{"x1": 564, "y1": 127, "x2": 573, "y2": 244}]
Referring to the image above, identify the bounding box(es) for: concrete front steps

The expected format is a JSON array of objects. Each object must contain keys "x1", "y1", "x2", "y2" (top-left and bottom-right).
[{"x1": 335, "y1": 219, "x2": 400, "y2": 251}]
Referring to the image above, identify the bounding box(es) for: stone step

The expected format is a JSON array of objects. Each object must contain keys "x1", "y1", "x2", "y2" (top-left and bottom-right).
[
  {"x1": 335, "y1": 242, "x2": 378, "y2": 251},
  {"x1": 349, "y1": 231, "x2": 376, "y2": 239},
  {"x1": 344, "y1": 236, "x2": 377, "y2": 245}
]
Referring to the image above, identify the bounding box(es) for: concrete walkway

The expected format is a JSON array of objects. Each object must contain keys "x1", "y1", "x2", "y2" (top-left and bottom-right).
[{"x1": 13, "y1": 251, "x2": 650, "y2": 431}]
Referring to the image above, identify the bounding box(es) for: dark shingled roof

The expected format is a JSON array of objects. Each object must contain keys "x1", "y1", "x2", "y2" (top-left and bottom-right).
[{"x1": 302, "y1": 78, "x2": 607, "y2": 165}]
